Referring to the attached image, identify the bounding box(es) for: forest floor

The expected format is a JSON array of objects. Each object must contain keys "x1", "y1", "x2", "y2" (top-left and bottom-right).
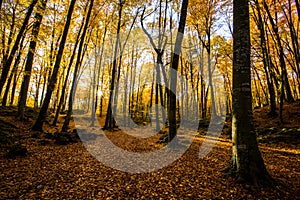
[{"x1": 0, "y1": 102, "x2": 299, "y2": 199}]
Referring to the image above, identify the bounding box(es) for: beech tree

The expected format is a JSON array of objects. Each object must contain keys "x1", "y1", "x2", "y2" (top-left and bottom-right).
[
  {"x1": 223, "y1": 0, "x2": 273, "y2": 186},
  {"x1": 62, "y1": 0, "x2": 94, "y2": 132},
  {"x1": 17, "y1": 0, "x2": 48, "y2": 120},
  {"x1": 251, "y1": 0, "x2": 277, "y2": 116},
  {"x1": 32, "y1": 0, "x2": 77, "y2": 132},
  {"x1": 140, "y1": 0, "x2": 169, "y2": 132},
  {"x1": 0, "y1": 0, "x2": 38, "y2": 97},
  {"x1": 168, "y1": 0, "x2": 189, "y2": 140}
]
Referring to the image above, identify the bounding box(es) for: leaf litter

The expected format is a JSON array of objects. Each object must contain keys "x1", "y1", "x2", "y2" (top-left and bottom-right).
[{"x1": 0, "y1": 104, "x2": 299, "y2": 199}]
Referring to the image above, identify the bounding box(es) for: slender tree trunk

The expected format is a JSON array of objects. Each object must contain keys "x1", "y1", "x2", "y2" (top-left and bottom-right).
[
  {"x1": 0, "y1": 0, "x2": 38, "y2": 96},
  {"x1": 34, "y1": 63, "x2": 42, "y2": 109},
  {"x1": 128, "y1": 52, "x2": 137, "y2": 126},
  {"x1": 10, "y1": 57, "x2": 25, "y2": 105},
  {"x1": 206, "y1": 30, "x2": 217, "y2": 118},
  {"x1": 253, "y1": 70, "x2": 261, "y2": 107},
  {"x1": 263, "y1": 0, "x2": 294, "y2": 103},
  {"x1": 62, "y1": 0, "x2": 94, "y2": 132},
  {"x1": 168, "y1": 0, "x2": 188, "y2": 140},
  {"x1": 40, "y1": 67, "x2": 47, "y2": 106},
  {"x1": 253, "y1": 67, "x2": 268, "y2": 105},
  {"x1": 180, "y1": 56, "x2": 185, "y2": 122},
  {"x1": 2, "y1": 5, "x2": 16, "y2": 71},
  {"x1": 32, "y1": 0, "x2": 77, "y2": 132},
  {"x1": 52, "y1": 21, "x2": 83, "y2": 126},
  {"x1": 93, "y1": 25, "x2": 107, "y2": 122},
  {"x1": 104, "y1": 1, "x2": 124, "y2": 131},
  {"x1": 17, "y1": 0, "x2": 47, "y2": 120},
  {"x1": 90, "y1": 48, "x2": 98, "y2": 127},
  {"x1": 149, "y1": 65, "x2": 155, "y2": 127},
  {"x1": 2, "y1": 35, "x2": 26, "y2": 106}
]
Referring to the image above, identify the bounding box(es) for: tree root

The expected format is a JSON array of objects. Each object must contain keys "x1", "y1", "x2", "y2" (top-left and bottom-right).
[{"x1": 221, "y1": 163, "x2": 277, "y2": 188}]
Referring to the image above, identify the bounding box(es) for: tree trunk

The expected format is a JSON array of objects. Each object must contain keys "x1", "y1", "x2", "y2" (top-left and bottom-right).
[
  {"x1": 141, "y1": 1, "x2": 169, "y2": 132},
  {"x1": 17, "y1": 0, "x2": 48, "y2": 120},
  {"x1": 263, "y1": 0, "x2": 294, "y2": 103},
  {"x1": 32, "y1": 0, "x2": 76, "y2": 132},
  {"x1": 224, "y1": 0, "x2": 273, "y2": 186},
  {"x1": 52, "y1": 21, "x2": 84, "y2": 126},
  {"x1": 104, "y1": 1, "x2": 124, "y2": 131},
  {"x1": 2, "y1": 5, "x2": 16, "y2": 76},
  {"x1": 252, "y1": 1, "x2": 276, "y2": 115},
  {"x1": 62, "y1": 0, "x2": 94, "y2": 132},
  {"x1": 2, "y1": 35, "x2": 26, "y2": 106},
  {"x1": 168, "y1": 0, "x2": 188, "y2": 140},
  {"x1": 10, "y1": 57, "x2": 25, "y2": 105},
  {"x1": 0, "y1": 0, "x2": 38, "y2": 96}
]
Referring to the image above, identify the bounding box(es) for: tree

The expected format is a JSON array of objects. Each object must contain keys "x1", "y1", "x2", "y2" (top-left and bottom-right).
[
  {"x1": 0, "y1": 0, "x2": 38, "y2": 97},
  {"x1": 251, "y1": 0, "x2": 277, "y2": 116},
  {"x1": 262, "y1": 0, "x2": 294, "y2": 124},
  {"x1": 52, "y1": 20, "x2": 84, "y2": 126},
  {"x1": 223, "y1": 0, "x2": 273, "y2": 186},
  {"x1": 103, "y1": 0, "x2": 124, "y2": 131},
  {"x1": 192, "y1": 0, "x2": 218, "y2": 118},
  {"x1": 62, "y1": 0, "x2": 94, "y2": 132},
  {"x1": 140, "y1": 0, "x2": 170, "y2": 132},
  {"x1": 17, "y1": 0, "x2": 48, "y2": 120},
  {"x1": 168, "y1": 0, "x2": 189, "y2": 140},
  {"x1": 32, "y1": 0, "x2": 77, "y2": 132}
]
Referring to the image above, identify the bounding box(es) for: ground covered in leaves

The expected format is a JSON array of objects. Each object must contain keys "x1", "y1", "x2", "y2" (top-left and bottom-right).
[{"x1": 0, "y1": 102, "x2": 299, "y2": 199}]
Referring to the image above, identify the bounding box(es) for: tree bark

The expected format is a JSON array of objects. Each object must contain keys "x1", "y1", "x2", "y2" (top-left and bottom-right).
[
  {"x1": 32, "y1": 0, "x2": 77, "y2": 132},
  {"x1": 0, "y1": 0, "x2": 38, "y2": 97},
  {"x1": 62, "y1": 0, "x2": 94, "y2": 132},
  {"x1": 224, "y1": 0, "x2": 273, "y2": 186},
  {"x1": 263, "y1": 0, "x2": 294, "y2": 103},
  {"x1": 252, "y1": 1, "x2": 277, "y2": 116},
  {"x1": 52, "y1": 20, "x2": 84, "y2": 126},
  {"x1": 103, "y1": 0, "x2": 124, "y2": 131},
  {"x1": 17, "y1": 0, "x2": 48, "y2": 120},
  {"x1": 2, "y1": 35, "x2": 26, "y2": 106},
  {"x1": 168, "y1": 0, "x2": 188, "y2": 140}
]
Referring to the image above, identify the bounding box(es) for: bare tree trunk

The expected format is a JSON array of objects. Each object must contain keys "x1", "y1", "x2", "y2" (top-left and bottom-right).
[
  {"x1": 224, "y1": 0, "x2": 273, "y2": 186},
  {"x1": 2, "y1": 4, "x2": 16, "y2": 73},
  {"x1": 34, "y1": 61, "x2": 42, "y2": 109},
  {"x1": 263, "y1": 0, "x2": 294, "y2": 103},
  {"x1": 62, "y1": 0, "x2": 94, "y2": 132},
  {"x1": 2, "y1": 35, "x2": 26, "y2": 106},
  {"x1": 252, "y1": 1, "x2": 277, "y2": 116},
  {"x1": 104, "y1": 1, "x2": 124, "y2": 131},
  {"x1": 10, "y1": 57, "x2": 25, "y2": 106},
  {"x1": 52, "y1": 21, "x2": 84, "y2": 126},
  {"x1": 0, "y1": 0, "x2": 38, "y2": 96},
  {"x1": 32, "y1": 0, "x2": 77, "y2": 132},
  {"x1": 17, "y1": 0, "x2": 48, "y2": 120},
  {"x1": 168, "y1": 0, "x2": 188, "y2": 140}
]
